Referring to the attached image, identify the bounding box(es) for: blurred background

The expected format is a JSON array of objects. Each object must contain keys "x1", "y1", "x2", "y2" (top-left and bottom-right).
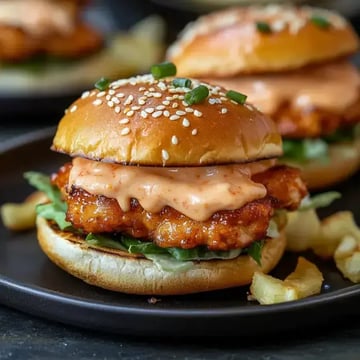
[{"x1": 1, "y1": 0, "x2": 360, "y2": 134}]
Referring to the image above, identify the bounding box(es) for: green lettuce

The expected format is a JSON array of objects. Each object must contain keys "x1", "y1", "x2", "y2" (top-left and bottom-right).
[
  {"x1": 282, "y1": 124, "x2": 359, "y2": 163},
  {"x1": 299, "y1": 191, "x2": 341, "y2": 211},
  {"x1": 282, "y1": 138, "x2": 328, "y2": 163},
  {"x1": 24, "y1": 172, "x2": 72, "y2": 230}
]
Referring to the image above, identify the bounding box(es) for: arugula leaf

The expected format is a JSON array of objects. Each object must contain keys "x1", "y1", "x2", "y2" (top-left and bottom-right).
[{"x1": 299, "y1": 192, "x2": 341, "y2": 211}]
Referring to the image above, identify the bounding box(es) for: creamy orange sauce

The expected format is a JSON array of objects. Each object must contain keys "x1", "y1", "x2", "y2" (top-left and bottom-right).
[
  {"x1": 210, "y1": 61, "x2": 360, "y2": 115},
  {"x1": 0, "y1": 0, "x2": 74, "y2": 36},
  {"x1": 69, "y1": 157, "x2": 275, "y2": 221}
]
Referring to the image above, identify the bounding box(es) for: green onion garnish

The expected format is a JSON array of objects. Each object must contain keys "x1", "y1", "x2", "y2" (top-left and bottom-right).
[
  {"x1": 94, "y1": 77, "x2": 110, "y2": 91},
  {"x1": 172, "y1": 78, "x2": 192, "y2": 88},
  {"x1": 226, "y1": 90, "x2": 247, "y2": 105},
  {"x1": 184, "y1": 85, "x2": 209, "y2": 105},
  {"x1": 256, "y1": 21, "x2": 272, "y2": 33},
  {"x1": 311, "y1": 15, "x2": 331, "y2": 29},
  {"x1": 151, "y1": 62, "x2": 177, "y2": 79}
]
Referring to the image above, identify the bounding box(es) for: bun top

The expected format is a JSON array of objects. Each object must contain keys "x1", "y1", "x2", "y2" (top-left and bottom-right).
[
  {"x1": 52, "y1": 73, "x2": 282, "y2": 166},
  {"x1": 167, "y1": 5, "x2": 359, "y2": 77}
]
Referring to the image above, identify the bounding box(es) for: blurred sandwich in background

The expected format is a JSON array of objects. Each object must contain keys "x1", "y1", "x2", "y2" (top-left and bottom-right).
[
  {"x1": 167, "y1": 4, "x2": 360, "y2": 190},
  {"x1": 0, "y1": 0, "x2": 166, "y2": 95}
]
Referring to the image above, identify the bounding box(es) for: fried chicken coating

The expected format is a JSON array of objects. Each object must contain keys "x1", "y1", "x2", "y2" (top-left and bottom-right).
[
  {"x1": 52, "y1": 163, "x2": 307, "y2": 251},
  {"x1": 276, "y1": 98, "x2": 360, "y2": 139}
]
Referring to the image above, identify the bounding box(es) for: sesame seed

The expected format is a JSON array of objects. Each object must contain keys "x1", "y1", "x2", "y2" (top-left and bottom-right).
[
  {"x1": 109, "y1": 89, "x2": 115, "y2": 95},
  {"x1": 176, "y1": 110, "x2": 186, "y2": 116},
  {"x1": 145, "y1": 107, "x2": 154, "y2": 114},
  {"x1": 221, "y1": 108, "x2": 228, "y2": 114},
  {"x1": 171, "y1": 135, "x2": 178, "y2": 145},
  {"x1": 208, "y1": 98, "x2": 217, "y2": 105},
  {"x1": 107, "y1": 101, "x2": 114, "y2": 108},
  {"x1": 156, "y1": 105, "x2": 165, "y2": 110},
  {"x1": 182, "y1": 118, "x2": 190, "y2": 127},
  {"x1": 219, "y1": 92, "x2": 226, "y2": 96},
  {"x1": 231, "y1": 100, "x2": 238, "y2": 105},
  {"x1": 106, "y1": 95, "x2": 111, "y2": 101},
  {"x1": 121, "y1": 127, "x2": 131, "y2": 136},
  {"x1": 119, "y1": 118, "x2": 129, "y2": 124},
  {"x1": 182, "y1": 101, "x2": 188, "y2": 107},
  {"x1": 158, "y1": 82, "x2": 167, "y2": 91},
  {"x1": 220, "y1": 97, "x2": 228, "y2": 101},
  {"x1": 172, "y1": 103, "x2": 179, "y2": 108},
  {"x1": 153, "y1": 92, "x2": 162, "y2": 98},
  {"x1": 115, "y1": 106, "x2": 121, "y2": 113},
  {"x1": 166, "y1": 96, "x2": 173, "y2": 101},
  {"x1": 141, "y1": 111, "x2": 148, "y2": 118},
  {"x1": 170, "y1": 115, "x2": 180, "y2": 121},
  {"x1": 126, "y1": 110, "x2": 135, "y2": 117},
  {"x1": 149, "y1": 87, "x2": 155, "y2": 92},
  {"x1": 185, "y1": 107, "x2": 194, "y2": 113},
  {"x1": 139, "y1": 87, "x2": 146, "y2": 91},
  {"x1": 162, "y1": 100, "x2": 170, "y2": 106},
  {"x1": 194, "y1": 110, "x2": 202, "y2": 117},
  {"x1": 192, "y1": 129, "x2": 198, "y2": 136},
  {"x1": 131, "y1": 106, "x2": 140, "y2": 110},
  {"x1": 124, "y1": 95, "x2": 134, "y2": 105},
  {"x1": 173, "y1": 94, "x2": 179, "y2": 99},
  {"x1": 70, "y1": 105, "x2": 77, "y2": 113},
  {"x1": 138, "y1": 99, "x2": 146, "y2": 105},
  {"x1": 152, "y1": 111, "x2": 163, "y2": 118},
  {"x1": 111, "y1": 97, "x2": 120, "y2": 104},
  {"x1": 81, "y1": 90, "x2": 90, "y2": 99},
  {"x1": 93, "y1": 99, "x2": 102, "y2": 106},
  {"x1": 163, "y1": 110, "x2": 170, "y2": 117},
  {"x1": 162, "y1": 149, "x2": 169, "y2": 161},
  {"x1": 97, "y1": 91, "x2": 106, "y2": 98},
  {"x1": 178, "y1": 95, "x2": 185, "y2": 100},
  {"x1": 116, "y1": 93, "x2": 125, "y2": 98}
]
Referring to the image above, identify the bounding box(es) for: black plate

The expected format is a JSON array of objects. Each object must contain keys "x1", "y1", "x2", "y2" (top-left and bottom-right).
[{"x1": 0, "y1": 127, "x2": 360, "y2": 337}]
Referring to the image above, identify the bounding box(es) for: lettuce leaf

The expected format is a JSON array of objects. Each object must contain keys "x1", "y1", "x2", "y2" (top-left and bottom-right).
[
  {"x1": 282, "y1": 125, "x2": 359, "y2": 163},
  {"x1": 282, "y1": 139, "x2": 328, "y2": 163},
  {"x1": 24, "y1": 171, "x2": 72, "y2": 230},
  {"x1": 299, "y1": 191, "x2": 341, "y2": 211}
]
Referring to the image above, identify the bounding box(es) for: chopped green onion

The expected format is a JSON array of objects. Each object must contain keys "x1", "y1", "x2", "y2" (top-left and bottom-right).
[
  {"x1": 226, "y1": 90, "x2": 247, "y2": 105},
  {"x1": 172, "y1": 78, "x2": 192, "y2": 88},
  {"x1": 94, "y1": 77, "x2": 110, "y2": 91},
  {"x1": 256, "y1": 21, "x2": 272, "y2": 33},
  {"x1": 184, "y1": 85, "x2": 209, "y2": 105},
  {"x1": 151, "y1": 61, "x2": 177, "y2": 79},
  {"x1": 311, "y1": 15, "x2": 331, "y2": 29}
]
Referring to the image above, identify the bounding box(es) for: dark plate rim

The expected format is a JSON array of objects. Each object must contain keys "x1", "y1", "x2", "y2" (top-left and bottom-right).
[
  {"x1": 1, "y1": 272, "x2": 360, "y2": 318},
  {"x1": 1, "y1": 126, "x2": 360, "y2": 320}
]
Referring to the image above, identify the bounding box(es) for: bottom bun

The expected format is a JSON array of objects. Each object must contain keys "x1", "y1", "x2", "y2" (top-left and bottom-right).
[
  {"x1": 36, "y1": 216, "x2": 287, "y2": 295},
  {"x1": 281, "y1": 139, "x2": 360, "y2": 191}
]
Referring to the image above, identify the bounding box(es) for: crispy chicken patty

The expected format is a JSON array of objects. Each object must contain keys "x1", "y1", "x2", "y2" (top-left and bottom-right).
[
  {"x1": 275, "y1": 97, "x2": 360, "y2": 139},
  {"x1": 52, "y1": 163, "x2": 307, "y2": 251},
  {"x1": 0, "y1": 22, "x2": 102, "y2": 61}
]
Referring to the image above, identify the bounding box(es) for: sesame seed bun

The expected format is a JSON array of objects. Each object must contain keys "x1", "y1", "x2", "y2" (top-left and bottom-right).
[
  {"x1": 52, "y1": 75, "x2": 282, "y2": 166},
  {"x1": 167, "y1": 5, "x2": 359, "y2": 77},
  {"x1": 36, "y1": 216, "x2": 287, "y2": 295},
  {"x1": 282, "y1": 139, "x2": 360, "y2": 190}
]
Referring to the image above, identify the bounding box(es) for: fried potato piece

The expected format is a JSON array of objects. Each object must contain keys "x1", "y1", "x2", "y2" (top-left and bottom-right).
[
  {"x1": 285, "y1": 210, "x2": 360, "y2": 259},
  {"x1": 1, "y1": 191, "x2": 47, "y2": 231},
  {"x1": 313, "y1": 212, "x2": 360, "y2": 259},
  {"x1": 250, "y1": 257, "x2": 324, "y2": 305},
  {"x1": 334, "y1": 235, "x2": 360, "y2": 283}
]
